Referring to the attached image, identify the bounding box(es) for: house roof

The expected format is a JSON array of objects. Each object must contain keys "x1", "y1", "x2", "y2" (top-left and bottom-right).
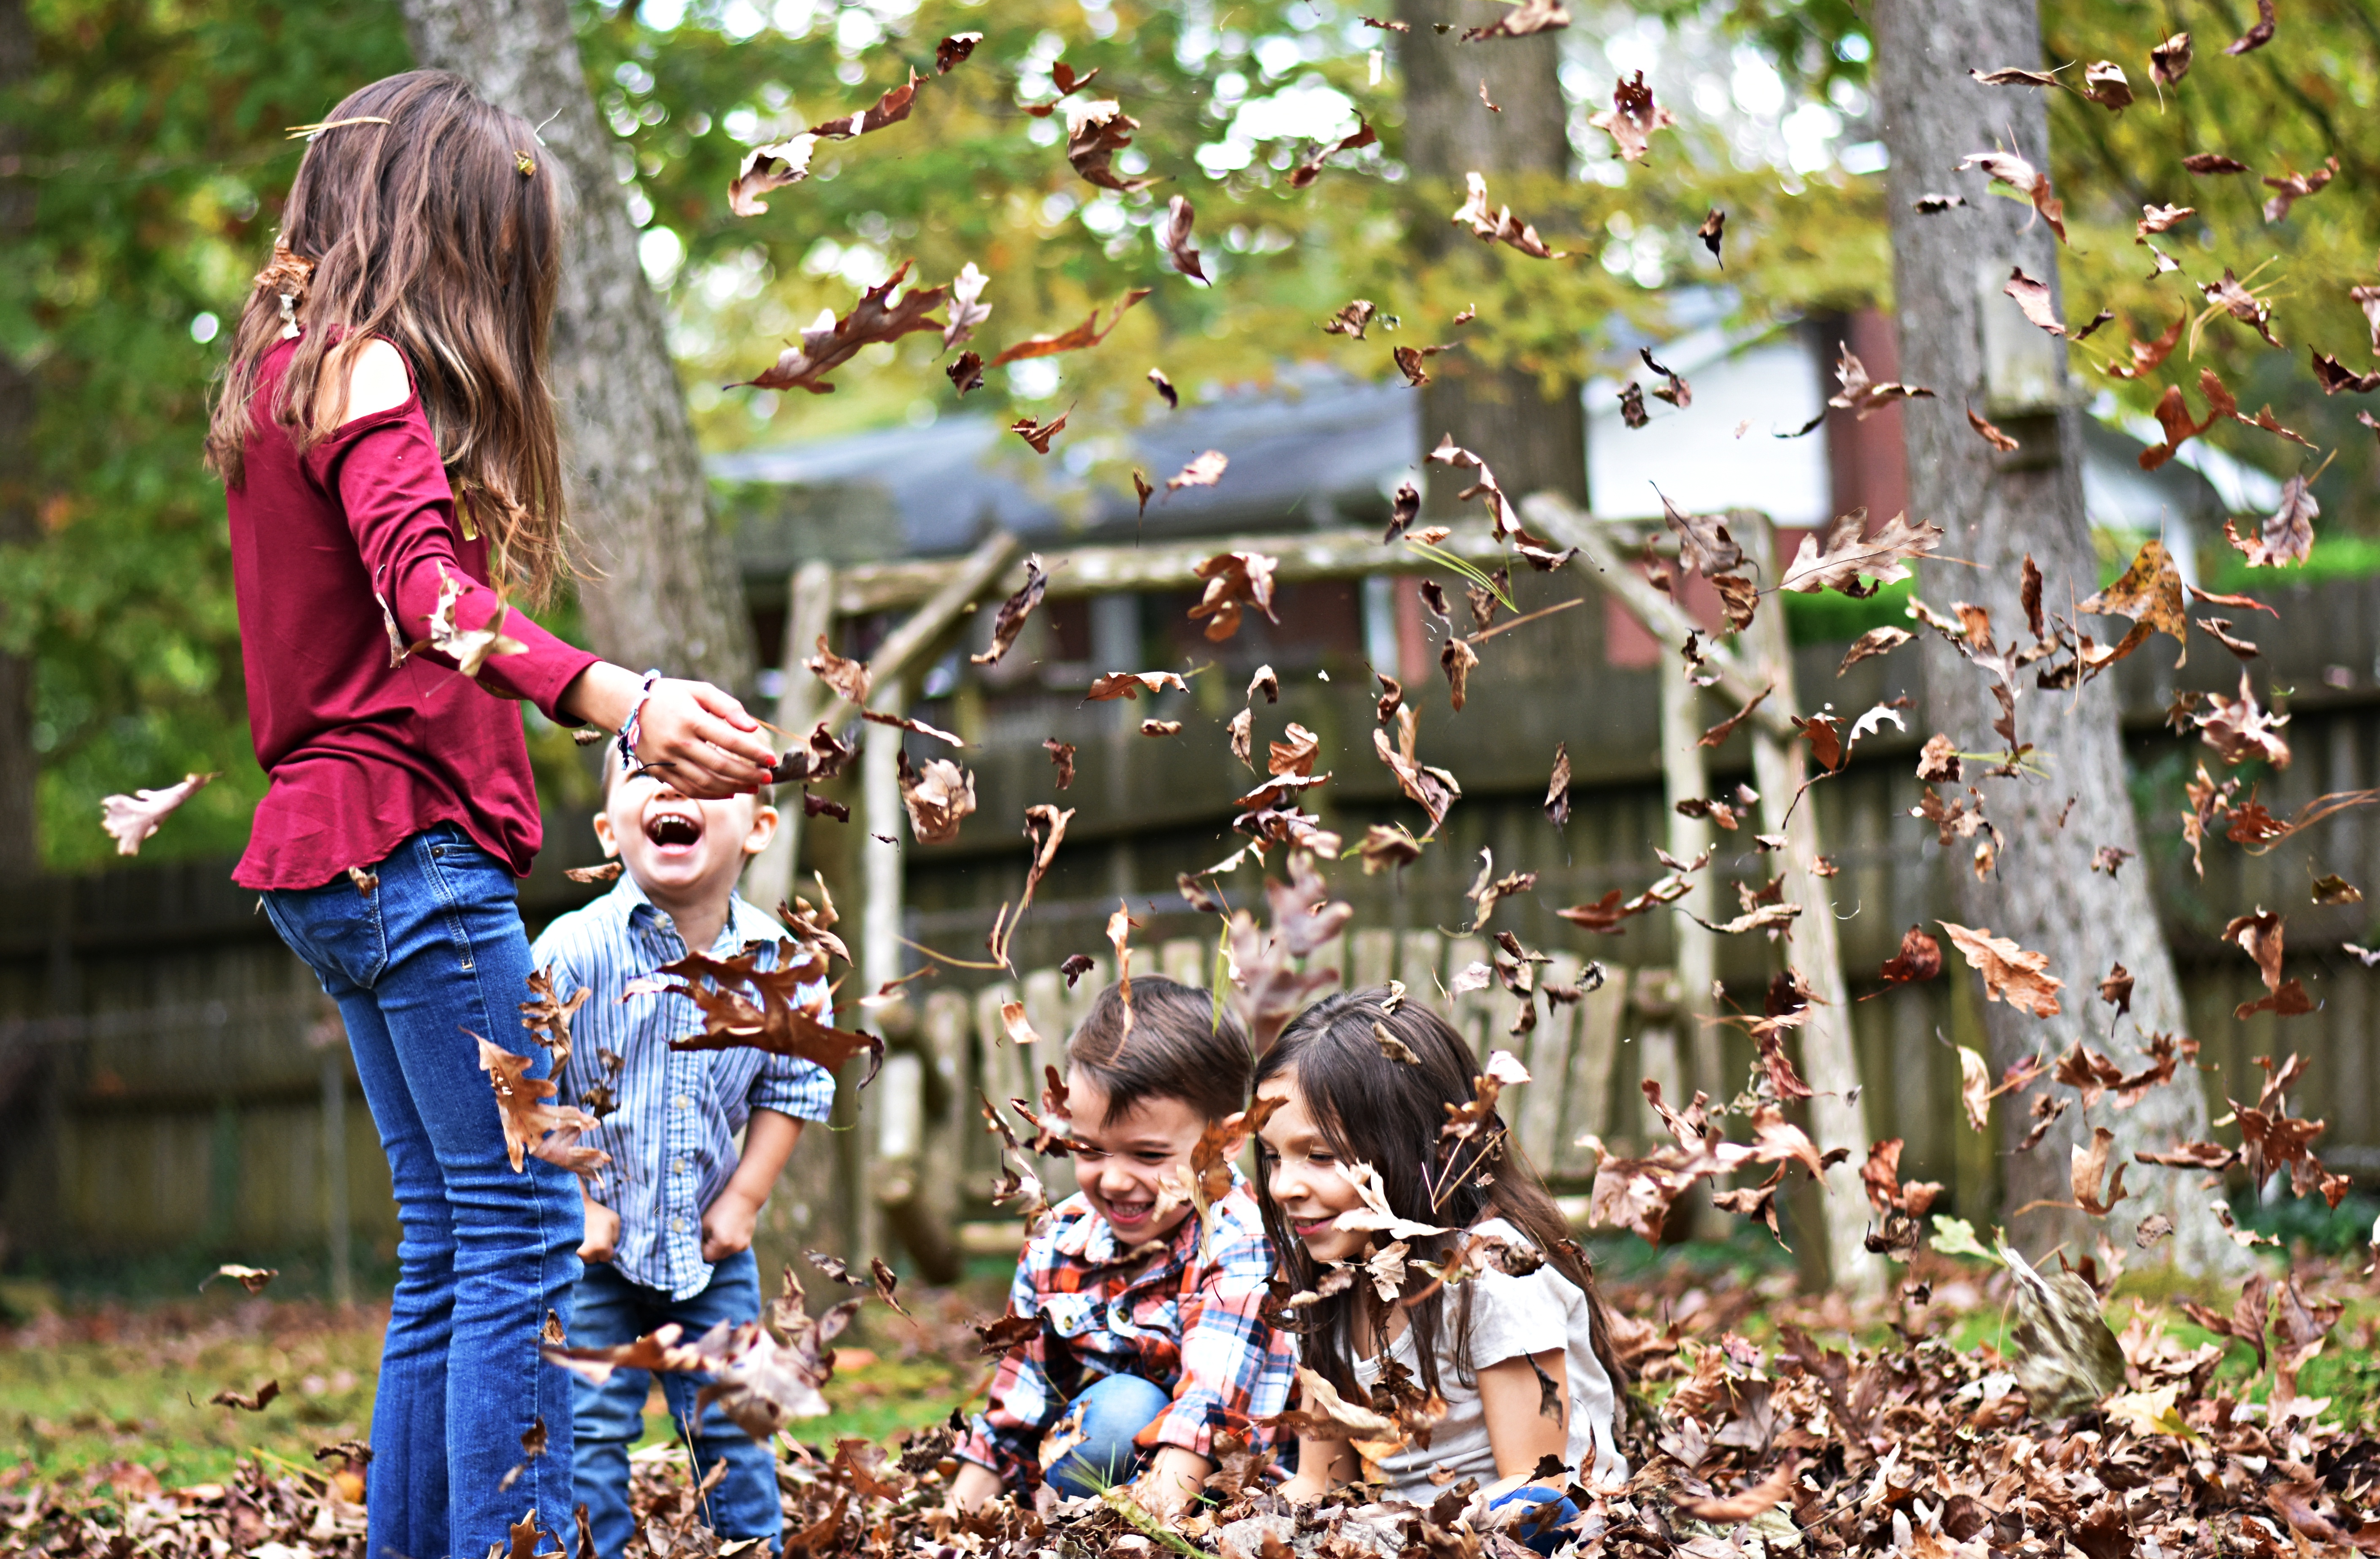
[{"x1": 708, "y1": 334, "x2": 2256, "y2": 575}]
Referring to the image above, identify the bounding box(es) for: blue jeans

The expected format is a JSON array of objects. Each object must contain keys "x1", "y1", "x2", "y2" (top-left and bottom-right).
[
  {"x1": 1492, "y1": 1484, "x2": 1582, "y2": 1556},
  {"x1": 1043, "y1": 1373, "x2": 1172, "y2": 1497},
  {"x1": 571, "y1": 1249, "x2": 781, "y2": 1557},
  {"x1": 262, "y1": 824, "x2": 582, "y2": 1559}
]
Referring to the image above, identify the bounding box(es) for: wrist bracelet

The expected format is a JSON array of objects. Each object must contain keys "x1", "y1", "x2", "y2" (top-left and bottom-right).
[{"x1": 617, "y1": 669, "x2": 665, "y2": 773}]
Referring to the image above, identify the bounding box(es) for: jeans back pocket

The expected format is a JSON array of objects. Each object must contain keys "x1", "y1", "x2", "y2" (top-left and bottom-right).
[{"x1": 263, "y1": 874, "x2": 390, "y2": 992}]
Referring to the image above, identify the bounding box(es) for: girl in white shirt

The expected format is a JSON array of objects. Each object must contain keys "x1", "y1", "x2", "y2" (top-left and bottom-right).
[{"x1": 1253, "y1": 989, "x2": 1628, "y2": 1553}]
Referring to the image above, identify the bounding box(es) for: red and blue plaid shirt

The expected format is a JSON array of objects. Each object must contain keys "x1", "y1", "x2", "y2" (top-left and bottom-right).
[{"x1": 957, "y1": 1178, "x2": 1298, "y2": 1488}]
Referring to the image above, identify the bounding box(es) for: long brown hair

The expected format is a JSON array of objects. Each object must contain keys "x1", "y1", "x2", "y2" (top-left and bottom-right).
[
  {"x1": 204, "y1": 70, "x2": 569, "y2": 601},
  {"x1": 1253, "y1": 989, "x2": 1629, "y2": 1413}
]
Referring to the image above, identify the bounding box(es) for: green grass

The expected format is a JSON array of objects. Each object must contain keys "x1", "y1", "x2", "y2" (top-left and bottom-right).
[{"x1": 0, "y1": 1303, "x2": 977, "y2": 1488}]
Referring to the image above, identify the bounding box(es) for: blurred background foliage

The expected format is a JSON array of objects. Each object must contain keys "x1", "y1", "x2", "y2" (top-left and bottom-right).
[{"x1": 3, "y1": 0, "x2": 2369, "y2": 869}]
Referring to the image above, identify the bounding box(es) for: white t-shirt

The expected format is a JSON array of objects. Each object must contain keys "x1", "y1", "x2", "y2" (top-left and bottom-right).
[{"x1": 1350, "y1": 1218, "x2": 1627, "y2": 1502}]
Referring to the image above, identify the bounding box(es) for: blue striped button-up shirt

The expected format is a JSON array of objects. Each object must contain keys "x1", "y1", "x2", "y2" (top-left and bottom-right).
[{"x1": 536, "y1": 875, "x2": 836, "y2": 1300}]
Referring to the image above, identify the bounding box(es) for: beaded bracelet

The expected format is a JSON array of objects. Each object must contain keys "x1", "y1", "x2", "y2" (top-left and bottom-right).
[{"x1": 616, "y1": 669, "x2": 665, "y2": 774}]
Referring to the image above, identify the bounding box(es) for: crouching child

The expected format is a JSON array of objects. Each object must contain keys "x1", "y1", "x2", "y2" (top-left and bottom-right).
[
  {"x1": 949, "y1": 977, "x2": 1297, "y2": 1517},
  {"x1": 539, "y1": 755, "x2": 836, "y2": 1558}
]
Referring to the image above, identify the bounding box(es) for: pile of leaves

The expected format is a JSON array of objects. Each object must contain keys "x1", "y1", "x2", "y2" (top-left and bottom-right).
[{"x1": 13, "y1": 1237, "x2": 2378, "y2": 1559}]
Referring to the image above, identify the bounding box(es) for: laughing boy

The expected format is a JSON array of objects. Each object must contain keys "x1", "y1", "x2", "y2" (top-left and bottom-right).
[{"x1": 538, "y1": 752, "x2": 835, "y2": 1558}]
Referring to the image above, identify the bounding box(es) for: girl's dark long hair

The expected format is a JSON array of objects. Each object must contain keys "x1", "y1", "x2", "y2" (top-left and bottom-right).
[
  {"x1": 1254, "y1": 988, "x2": 1629, "y2": 1416},
  {"x1": 204, "y1": 70, "x2": 569, "y2": 601}
]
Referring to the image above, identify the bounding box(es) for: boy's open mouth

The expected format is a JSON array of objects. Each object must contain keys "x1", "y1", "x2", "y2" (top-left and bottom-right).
[
  {"x1": 644, "y1": 808, "x2": 704, "y2": 851},
  {"x1": 1103, "y1": 1195, "x2": 1154, "y2": 1227}
]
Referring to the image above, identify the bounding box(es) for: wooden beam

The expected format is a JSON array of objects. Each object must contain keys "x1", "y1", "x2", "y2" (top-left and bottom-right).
[
  {"x1": 812, "y1": 531, "x2": 1022, "y2": 730},
  {"x1": 826, "y1": 525, "x2": 1530, "y2": 617},
  {"x1": 1520, "y1": 494, "x2": 1798, "y2": 742},
  {"x1": 743, "y1": 559, "x2": 835, "y2": 911}
]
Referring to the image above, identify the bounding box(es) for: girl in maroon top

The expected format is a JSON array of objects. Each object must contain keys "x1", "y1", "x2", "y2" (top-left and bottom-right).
[{"x1": 205, "y1": 71, "x2": 776, "y2": 1559}]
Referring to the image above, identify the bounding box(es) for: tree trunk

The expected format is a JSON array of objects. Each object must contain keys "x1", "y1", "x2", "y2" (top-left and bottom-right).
[
  {"x1": 398, "y1": 0, "x2": 754, "y2": 691},
  {"x1": 1394, "y1": 0, "x2": 1589, "y2": 513},
  {"x1": 0, "y1": 0, "x2": 41, "y2": 880},
  {"x1": 1874, "y1": 0, "x2": 2243, "y2": 1276}
]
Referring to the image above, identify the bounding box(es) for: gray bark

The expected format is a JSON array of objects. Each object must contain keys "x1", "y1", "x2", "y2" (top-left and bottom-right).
[
  {"x1": 1874, "y1": 0, "x2": 2242, "y2": 1276},
  {"x1": 1394, "y1": 0, "x2": 1590, "y2": 512},
  {"x1": 400, "y1": 0, "x2": 754, "y2": 691},
  {"x1": 0, "y1": 0, "x2": 40, "y2": 879}
]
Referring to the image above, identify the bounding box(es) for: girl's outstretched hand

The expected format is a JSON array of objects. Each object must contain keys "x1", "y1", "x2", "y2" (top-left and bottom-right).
[
  {"x1": 561, "y1": 665, "x2": 778, "y2": 797},
  {"x1": 634, "y1": 678, "x2": 778, "y2": 795}
]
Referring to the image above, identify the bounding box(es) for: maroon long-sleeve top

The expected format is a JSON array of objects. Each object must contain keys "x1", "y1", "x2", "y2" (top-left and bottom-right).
[{"x1": 226, "y1": 335, "x2": 599, "y2": 890}]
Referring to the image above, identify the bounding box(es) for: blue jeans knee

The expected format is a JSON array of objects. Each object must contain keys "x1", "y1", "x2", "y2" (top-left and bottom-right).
[{"x1": 1041, "y1": 1373, "x2": 1173, "y2": 1497}]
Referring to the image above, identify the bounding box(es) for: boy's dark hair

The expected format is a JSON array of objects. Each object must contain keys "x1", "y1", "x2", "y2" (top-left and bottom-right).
[
  {"x1": 1066, "y1": 976, "x2": 1251, "y2": 1126},
  {"x1": 1252, "y1": 987, "x2": 1630, "y2": 1413}
]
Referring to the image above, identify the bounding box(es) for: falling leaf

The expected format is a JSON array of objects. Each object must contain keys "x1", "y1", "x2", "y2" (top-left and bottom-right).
[
  {"x1": 2003, "y1": 267, "x2": 2066, "y2": 335},
  {"x1": 1373, "y1": 706, "x2": 1462, "y2": 835},
  {"x1": 2226, "y1": 0, "x2": 2276, "y2": 53},
  {"x1": 2313, "y1": 873, "x2": 2362, "y2": 905},
  {"x1": 728, "y1": 137, "x2": 816, "y2": 216},
  {"x1": 2080, "y1": 59, "x2": 2132, "y2": 107},
  {"x1": 2150, "y1": 31, "x2": 2193, "y2": 83},
  {"x1": 1780, "y1": 509, "x2": 1943, "y2": 596},
  {"x1": 211, "y1": 1381, "x2": 281, "y2": 1413},
  {"x1": 1451, "y1": 171, "x2": 1567, "y2": 259},
  {"x1": 891, "y1": 752, "x2": 976, "y2": 846},
  {"x1": 1147, "y1": 367, "x2": 1178, "y2": 407},
  {"x1": 945, "y1": 351, "x2": 982, "y2": 394},
  {"x1": 1697, "y1": 208, "x2": 1726, "y2": 264},
  {"x1": 1544, "y1": 744, "x2": 1571, "y2": 827},
  {"x1": 1187, "y1": 549, "x2": 1277, "y2": 641},
  {"x1": 1462, "y1": 0, "x2": 1570, "y2": 39},
  {"x1": 2182, "y1": 151, "x2": 2251, "y2": 175},
  {"x1": 2201, "y1": 270, "x2": 2281, "y2": 347},
  {"x1": 475, "y1": 1035, "x2": 610, "y2": 1177},
  {"x1": 987, "y1": 288, "x2": 1151, "y2": 367},
  {"x1": 2101, "y1": 314, "x2": 2183, "y2": 379},
  {"x1": 2310, "y1": 351, "x2": 2380, "y2": 394},
  {"x1": 2195, "y1": 669, "x2": 2293, "y2": 768},
  {"x1": 1086, "y1": 670, "x2": 1187, "y2": 701},
  {"x1": 1140, "y1": 719, "x2": 1182, "y2": 738},
  {"x1": 1161, "y1": 195, "x2": 1206, "y2": 283},
  {"x1": 969, "y1": 557, "x2": 1047, "y2": 668},
  {"x1": 1958, "y1": 149, "x2": 2066, "y2": 243},
  {"x1": 1010, "y1": 410, "x2": 1067, "y2": 454},
  {"x1": 1700, "y1": 684, "x2": 1772, "y2": 748},
  {"x1": 1476, "y1": 79, "x2": 1501, "y2": 111},
  {"x1": 2223, "y1": 476, "x2": 2318, "y2": 567},
  {"x1": 1041, "y1": 738, "x2": 1075, "y2": 789},
  {"x1": 2099, "y1": 962, "x2": 2134, "y2": 1014},
  {"x1": 1940, "y1": 921, "x2": 2064, "y2": 1017},
  {"x1": 1641, "y1": 346, "x2": 1691, "y2": 407},
  {"x1": 1393, "y1": 343, "x2": 1449, "y2": 387},
  {"x1": 735, "y1": 261, "x2": 946, "y2": 394},
  {"x1": 809, "y1": 70, "x2": 921, "y2": 140},
  {"x1": 1879, "y1": 925, "x2": 1943, "y2": 985},
  {"x1": 804, "y1": 635, "x2": 871, "y2": 705},
  {"x1": 1169, "y1": 451, "x2": 1231, "y2": 497},
  {"x1": 1063, "y1": 99, "x2": 1157, "y2": 192},
  {"x1": 203, "y1": 1264, "x2": 280, "y2": 1295},
  {"x1": 1132, "y1": 469, "x2": 1154, "y2": 514},
  {"x1": 1838, "y1": 625, "x2": 1914, "y2": 675},
  {"x1": 1617, "y1": 381, "x2": 1648, "y2": 428},
  {"x1": 1967, "y1": 408, "x2": 2021, "y2": 451},
  {"x1": 935, "y1": 32, "x2": 981, "y2": 73},
  {"x1": 1423, "y1": 432, "x2": 1517, "y2": 535},
  {"x1": 1971, "y1": 65, "x2": 2059, "y2": 85},
  {"x1": 100, "y1": 770, "x2": 218, "y2": 857},
  {"x1": 2262, "y1": 157, "x2": 2338, "y2": 222},
  {"x1": 941, "y1": 262, "x2": 990, "y2": 351},
  {"x1": 1830, "y1": 346, "x2": 1936, "y2": 418},
  {"x1": 1287, "y1": 120, "x2": 1379, "y2": 191},
  {"x1": 1589, "y1": 71, "x2": 1677, "y2": 162},
  {"x1": 1323, "y1": 299, "x2": 1378, "y2": 339}
]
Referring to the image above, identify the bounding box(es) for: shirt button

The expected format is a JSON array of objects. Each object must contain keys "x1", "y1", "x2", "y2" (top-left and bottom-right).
[
  {"x1": 673, "y1": 1158, "x2": 687, "y2": 1173},
  {"x1": 673, "y1": 1095, "x2": 691, "y2": 1110},
  {"x1": 672, "y1": 1216, "x2": 686, "y2": 1232}
]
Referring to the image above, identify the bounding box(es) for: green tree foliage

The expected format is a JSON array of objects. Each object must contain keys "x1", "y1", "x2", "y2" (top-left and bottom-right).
[{"x1": 6, "y1": 1, "x2": 409, "y2": 869}]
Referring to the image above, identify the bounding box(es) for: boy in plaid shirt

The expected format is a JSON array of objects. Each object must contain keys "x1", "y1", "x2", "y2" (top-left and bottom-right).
[{"x1": 951, "y1": 977, "x2": 1296, "y2": 1516}]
